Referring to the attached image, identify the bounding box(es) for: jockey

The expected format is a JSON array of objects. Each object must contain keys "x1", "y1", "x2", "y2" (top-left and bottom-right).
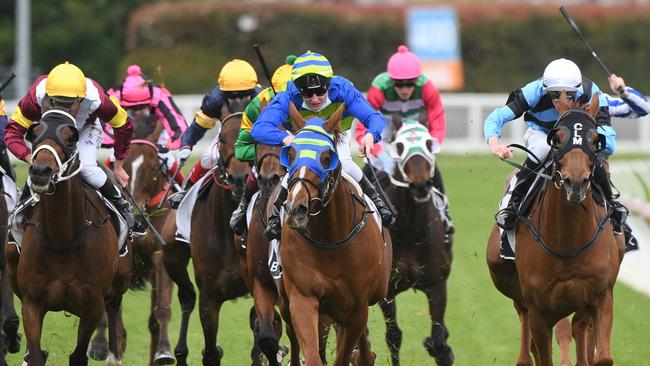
[
  {"x1": 169, "y1": 59, "x2": 263, "y2": 207},
  {"x1": 252, "y1": 51, "x2": 394, "y2": 241},
  {"x1": 484, "y1": 58, "x2": 627, "y2": 235},
  {"x1": 229, "y1": 55, "x2": 296, "y2": 235},
  {"x1": 605, "y1": 74, "x2": 650, "y2": 118},
  {"x1": 107, "y1": 64, "x2": 188, "y2": 186},
  {"x1": 355, "y1": 45, "x2": 454, "y2": 234},
  {"x1": 0, "y1": 93, "x2": 16, "y2": 181},
  {"x1": 5, "y1": 62, "x2": 135, "y2": 227}
]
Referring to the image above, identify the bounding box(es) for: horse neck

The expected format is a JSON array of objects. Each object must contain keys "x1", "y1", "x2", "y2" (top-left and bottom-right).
[
  {"x1": 307, "y1": 177, "x2": 358, "y2": 243},
  {"x1": 392, "y1": 186, "x2": 433, "y2": 238},
  {"x1": 35, "y1": 176, "x2": 87, "y2": 243},
  {"x1": 538, "y1": 181, "x2": 600, "y2": 245}
]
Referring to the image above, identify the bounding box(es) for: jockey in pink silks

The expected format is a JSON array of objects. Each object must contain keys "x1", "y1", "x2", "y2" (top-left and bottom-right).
[{"x1": 105, "y1": 64, "x2": 188, "y2": 186}]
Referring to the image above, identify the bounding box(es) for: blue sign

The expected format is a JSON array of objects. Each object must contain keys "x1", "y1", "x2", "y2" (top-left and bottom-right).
[{"x1": 407, "y1": 8, "x2": 460, "y2": 61}]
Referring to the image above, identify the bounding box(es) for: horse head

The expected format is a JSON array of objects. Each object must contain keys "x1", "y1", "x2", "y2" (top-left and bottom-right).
[
  {"x1": 547, "y1": 92, "x2": 605, "y2": 203},
  {"x1": 280, "y1": 103, "x2": 344, "y2": 230},
  {"x1": 390, "y1": 114, "x2": 440, "y2": 202},
  {"x1": 218, "y1": 112, "x2": 251, "y2": 200},
  {"x1": 255, "y1": 143, "x2": 284, "y2": 198},
  {"x1": 132, "y1": 112, "x2": 162, "y2": 142},
  {"x1": 27, "y1": 110, "x2": 80, "y2": 194}
]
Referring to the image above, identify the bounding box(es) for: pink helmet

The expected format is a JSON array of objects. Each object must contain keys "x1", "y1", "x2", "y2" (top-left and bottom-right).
[
  {"x1": 120, "y1": 65, "x2": 152, "y2": 107},
  {"x1": 387, "y1": 45, "x2": 421, "y2": 80}
]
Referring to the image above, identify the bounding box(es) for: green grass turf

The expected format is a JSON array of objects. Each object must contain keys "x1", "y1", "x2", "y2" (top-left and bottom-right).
[{"x1": 4, "y1": 153, "x2": 650, "y2": 365}]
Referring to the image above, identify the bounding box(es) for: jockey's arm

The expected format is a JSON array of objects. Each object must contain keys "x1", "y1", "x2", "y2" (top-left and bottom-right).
[
  {"x1": 5, "y1": 80, "x2": 43, "y2": 162},
  {"x1": 422, "y1": 80, "x2": 446, "y2": 144},
  {"x1": 235, "y1": 98, "x2": 261, "y2": 162},
  {"x1": 607, "y1": 87, "x2": 650, "y2": 119},
  {"x1": 0, "y1": 98, "x2": 7, "y2": 151},
  {"x1": 251, "y1": 92, "x2": 292, "y2": 147},
  {"x1": 180, "y1": 91, "x2": 221, "y2": 149}
]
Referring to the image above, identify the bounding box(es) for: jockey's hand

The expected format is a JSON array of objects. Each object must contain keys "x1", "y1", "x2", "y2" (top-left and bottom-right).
[
  {"x1": 608, "y1": 74, "x2": 627, "y2": 96},
  {"x1": 358, "y1": 133, "x2": 375, "y2": 158},
  {"x1": 24, "y1": 154, "x2": 33, "y2": 164},
  {"x1": 488, "y1": 136, "x2": 513, "y2": 160},
  {"x1": 113, "y1": 160, "x2": 130, "y2": 187},
  {"x1": 282, "y1": 134, "x2": 295, "y2": 146},
  {"x1": 176, "y1": 147, "x2": 192, "y2": 164}
]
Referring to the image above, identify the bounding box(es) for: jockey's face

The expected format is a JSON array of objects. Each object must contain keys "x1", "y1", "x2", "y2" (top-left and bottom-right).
[
  {"x1": 301, "y1": 88, "x2": 328, "y2": 111},
  {"x1": 393, "y1": 79, "x2": 416, "y2": 101},
  {"x1": 41, "y1": 95, "x2": 81, "y2": 117},
  {"x1": 126, "y1": 105, "x2": 151, "y2": 118},
  {"x1": 224, "y1": 90, "x2": 253, "y2": 113}
]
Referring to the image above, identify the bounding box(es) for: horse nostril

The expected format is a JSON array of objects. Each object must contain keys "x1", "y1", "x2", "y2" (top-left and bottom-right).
[{"x1": 29, "y1": 164, "x2": 53, "y2": 177}]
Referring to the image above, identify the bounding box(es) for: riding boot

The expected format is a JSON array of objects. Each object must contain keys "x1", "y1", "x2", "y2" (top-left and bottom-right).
[
  {"x1": 593, "y1": 160, "x2": 629, "y2": 234},
  {"x1": 359, "y1": 175, "x2": 396, "y2": 229},
  {"x1": 99, "y1": 180, "x2": 136, "y2": 231},
  {"x1": 0, "y1": 148, "x2": 16, "y2": 181},
  {"x1": 168, "y1": 162, "x2": 207, "y2": 209},
  {"x1": 230, "y1": 172, "x2": 258, "y2": 236},
  {"x1": 263, "y1": 186, "x2": 288, "y2": 241},
  {"x1": 495, "y1": 158, "x2": 539, "y2": 231},
  {"x1": 432, "y1": 166, "x2": 454, "y2": 234}
]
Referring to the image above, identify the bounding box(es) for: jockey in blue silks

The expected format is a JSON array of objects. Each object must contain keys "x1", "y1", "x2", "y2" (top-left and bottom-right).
[
  {"x1": 484, "y1": 58, "x2": 630, "y2": 239},
  {"x1": 252, "y1": 51, "x2": 394, "y2": 241}
]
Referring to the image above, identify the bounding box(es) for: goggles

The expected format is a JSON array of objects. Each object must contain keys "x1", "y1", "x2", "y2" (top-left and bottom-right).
[
  {"x1": 223, "y1": 90, "x2": 253, "y2": 100},
  {"x1": 547, "y1": 90, "x2": 577, "y2": 101},
  {"x1": 393, "y1": 79, "x2": 416, "y2": 88},
  {"x1": 299, "y1": 86, "x2": 328, "y2": 98}
]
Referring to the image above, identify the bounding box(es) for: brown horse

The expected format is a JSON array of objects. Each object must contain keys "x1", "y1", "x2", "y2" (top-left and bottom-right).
[
  {"x1": 160, "y1": 111, "x2": 254, "y2": 365},
  {"x1": 375, "y1": 117, "x2": 454, "y2": 366},
  {"x1": 239, "y1": 142, "x2": 286, "y2": 366},
  {"x1": 277, "y1": 105, "x2": 392, "y2": 366},
  {"x1": 487, "y1": 94, "x2": 624, "y2": 366},
  {"x1": 5, "y1": 110, "x2": 131, "y2": 365}
]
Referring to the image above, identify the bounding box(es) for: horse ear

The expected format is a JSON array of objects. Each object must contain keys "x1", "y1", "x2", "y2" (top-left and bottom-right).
[
  {"x1": 259, "y1": 97, "x2": 269, "y2": 112},
  {"x1": 584, "y1": 93, "x2": 600, "y2": 119},
  {"x1": 555, "y1": 90, "x2": 577, "y2": 115},
  {"x1": 392, "y1": 113, "x2": 403, "y2": 131},
  {"x1": 289, "y1": 103, "x2": 306, "y2": 131},
  {"x1": 418, "y1": 112, "x2": 428, "y2": 127},
  {"x1": 324, "y1": 103, "x2": 345, "y2": 133}
]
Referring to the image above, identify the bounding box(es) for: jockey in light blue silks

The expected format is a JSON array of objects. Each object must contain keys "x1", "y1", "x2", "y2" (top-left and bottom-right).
[{"x1": 252, "y1": 51, "x2": 394, "y2": 241}]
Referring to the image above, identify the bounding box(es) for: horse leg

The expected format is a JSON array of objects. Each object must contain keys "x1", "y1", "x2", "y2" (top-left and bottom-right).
[
  {"x1": 332, "y1": 308, "x2": 368, "y2": 366},
  {"x1": 252, "y1": 280, "x2": 281, "y2": 366},
  {"x1": 528, "y1": 308, "x2": 553, "y2": 366},
  {"x1": 1, "y1": 270, "x2": 20, "y2": 354},
  {"x1": 198, "y1": 294, "x2": 223, "y2": 366},
  {"x1": 422, "y1": 284, "x2": 454, "y2": 366},
  {"x1": 148, "y1": 273, "x2": 160, "y2": 365},
  {"x1": 105, "y1": 296, "x2": 124, "y2": 365},
  {"x1": 513, "y1": 302, "x2": 533, "y2": 366},
  {"x1": 87, "y1": 313, "x2": 109, "y2": 361},
  {"x1": 163, "y1": 243, "x2": 195, "y2": 366},
  {"x1": 379, "y1": 298, "x2": 402, "y2": 366},
  {"x1": 21, "y1": 300, "x2": 46, "y2": 366},
  {"x1": 287, "y1": 295, "x2": 322, "y2": 366},
  {"x1": 555, "y1": 317, "x2": 574, "y2": 366},
  {"x1": 591, "y1": 289, "x2": 614, "y2": 366},
  {"x1": 351, "y1": 328, "x2": 375, "y2": 366},
  {"x1": 571, "y1": 311, "x2": 590, "y2": 366},
  {"x1": 152, "y1": 251, "x2": 174, "y2": 366},
  {"x1": 69, "y1": 297, "x2": 105, "y2": 366}
]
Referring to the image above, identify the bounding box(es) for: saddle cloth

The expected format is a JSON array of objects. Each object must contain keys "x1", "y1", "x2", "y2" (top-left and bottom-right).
[{"x1": 175, "y1": 171, "x2": 214, "y2": 244}]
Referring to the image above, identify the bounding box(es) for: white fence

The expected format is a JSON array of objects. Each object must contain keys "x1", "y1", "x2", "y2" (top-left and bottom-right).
[{"x1": 6, "y1": 93, "x2": 650, "y2": 154}]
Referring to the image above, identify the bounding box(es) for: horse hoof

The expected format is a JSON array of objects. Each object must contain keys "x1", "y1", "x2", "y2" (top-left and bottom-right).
[
  {"x1": 3, "y1": 319, "x2": 21, "y2": 354},
  {"x1": 153, "y1": 350, "x2": 176, "y2": 365},
  {"x1": 87, "y1": 342, "x2": 109, "y2": 361},
  {"x1": 107, "y1": 352, "x2": 123, "y2": 366},
  {"x1": 423, "y1": 337, "x2": 454, "y2": 366}
]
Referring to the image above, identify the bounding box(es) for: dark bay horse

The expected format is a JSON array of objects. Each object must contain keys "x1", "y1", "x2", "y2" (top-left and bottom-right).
[
  {"x1": 90, "y1": 114, "x2": 176, "y2": 365},
  {"x1": 376, "y1": 117, "x2": 454, "y2": 366},
  {"x1": 239, "y1": 142, "x2": 286, "y2": 366},
  {"x1": 277, "y1": 104, "x2": 392, "y2": 366},
  {"x1": 487, "y1": 94, "x2": 624, "y2": 366},
  {"x1": 5, "y1": 110, "x2": 131, "y2": 365},
  {"x1": 160, "y1": 111, "x2": 254, "y2": 365}
]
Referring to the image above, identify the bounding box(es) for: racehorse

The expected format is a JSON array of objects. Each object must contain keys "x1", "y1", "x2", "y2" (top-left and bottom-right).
[
  {"x1": 89, "y1": 113, "x2": 176, "y2": 365},
  {"x1": 487, "y1": 93, "x2": 624, "y2": 366},
  {"x1": 5, "y1": 110, "x2": 131, "y2": 365},
  {"x1": 375, "y1": 115, "x2": 454, "y2": 366},
  {"x1": 277, "y1": 104, "x2": 392, "y2": 366},
  {"x1": 240, "y1": 142, "x2": 286, "y2": 366},
  {"x1": 160, "y1": 111, "x2": 254, "y2": 365}
]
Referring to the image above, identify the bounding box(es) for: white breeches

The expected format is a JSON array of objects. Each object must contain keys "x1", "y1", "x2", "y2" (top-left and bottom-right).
[{"x1": 79, "y1": 120, "x2": 108, "y2": 188}]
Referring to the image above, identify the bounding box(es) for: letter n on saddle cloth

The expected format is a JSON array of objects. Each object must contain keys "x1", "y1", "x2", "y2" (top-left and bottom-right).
[{"x1": 499, "y1": 111, "x2": 607, "y2": 260}]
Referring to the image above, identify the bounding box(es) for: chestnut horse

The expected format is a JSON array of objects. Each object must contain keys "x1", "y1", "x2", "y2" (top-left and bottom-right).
[
  {"x1": 277, "y1": 104, "x2": 392, "y2": 366},
  {"x1": 239, "y1": 142, "x2": 286, "y2": 366},
  {"x1": 376, "y1": 117, "x2": 454, "y2": 366},
  {"x1": 5, "y1": 110, "x2": 131, "y2": 365},
  {"x1": 487, "y1": 94, "x2": 624, "y2": 366},
  {"x1": 160, "y1": 111, "x2": 254, "y2": 365}
]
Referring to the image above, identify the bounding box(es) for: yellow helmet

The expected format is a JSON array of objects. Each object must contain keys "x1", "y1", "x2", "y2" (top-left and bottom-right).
[
  {"x1": 45, "y1": 62, "x2": 87, "y2": 98},
  {"x1": 218, "y1": 59, "x2": 258, "y2": 91},
  {"x1": 271, "y1": 55, "x2": 297, "y2": 93}
]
